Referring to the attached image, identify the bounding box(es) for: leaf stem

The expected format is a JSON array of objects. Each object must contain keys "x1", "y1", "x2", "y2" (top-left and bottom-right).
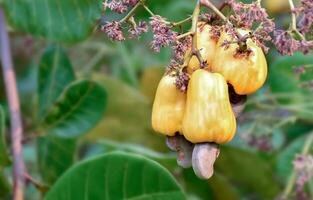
[
  {"x1": 0, "y1": 8, "x2": 25, "y2": 200},
  {"x1": 282, "y1": 132, "x2": 313, "y2": 199}
]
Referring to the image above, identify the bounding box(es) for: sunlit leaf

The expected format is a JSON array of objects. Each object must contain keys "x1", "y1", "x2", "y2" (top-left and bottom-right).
[
  {"x1": 45, "y1": 152, "x2": 186, "y2": 200},
  {"x1": 41, "y1": 80, "x2": 107, "y2": 138},
  {"x1": 38, "y1": 46, "x2": 75, "y2": 117},
  {"x1": 3, "y1": 0, "x2": 102, "y2": 43}
]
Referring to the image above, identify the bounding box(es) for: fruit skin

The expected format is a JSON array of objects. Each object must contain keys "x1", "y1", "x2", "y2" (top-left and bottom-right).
[
  {"x1": 182, "y1": 69, "x2": 236, "y2": 144},
  {"x1": 265, "y1": 0, "x2": 290, "y2": 14},
  {"x1": 152, "y1": 74, "x2": 186, "y2": 136},
  {"x1": 212, "y1": 30, "x2": 268, "y2": 95},
  {"x1": 187, "y1": 23, "x2": 218, "y2": 73}
]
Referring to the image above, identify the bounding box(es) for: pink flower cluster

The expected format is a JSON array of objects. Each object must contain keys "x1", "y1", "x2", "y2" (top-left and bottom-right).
[
  {"x1": 105, "y1": 0, "x2": 138, "y2": 13},
  {"x1": 273, "y1": 31, "x2": 313, "y2": 56},
  {"x1": 101, "y1": 0, "x2": 148, "y2": 41},
  {"x1": 293, "y1": 154, "x2": 313, "y2": 199},
  {"x1": 273, "y1": 0, "x2": 313, "y2": 56},
  {"x1": 227, "y1": 0, "x2": 275, "y2": 53},
  {"x1": 150, "y1": 15, "x2": 178, "y2": 53}
]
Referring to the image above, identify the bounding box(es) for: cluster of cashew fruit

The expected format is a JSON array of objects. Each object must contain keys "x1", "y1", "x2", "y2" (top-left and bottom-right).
[{"x1": 152, "y1": 22, "x2": 268, "y2": 179}]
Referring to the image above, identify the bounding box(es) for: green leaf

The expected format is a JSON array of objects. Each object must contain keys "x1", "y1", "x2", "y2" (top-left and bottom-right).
[
  {"x1": 37, "y1": 135, "x2": 76, "y2": 184},
  {"x1": 45, "y1": 152, "x2": 186, "y2": 200},
  {"x1": 208, "y1": 173, "x2": 240, "y2": 200},
  {"x1": 216, "y1": 146, "x2": 281, "y2": 198},
  {"x1": 0, "y1": 171, "x2": 10, "y2": 198},
  {"x1": 276, "y1": 133, "x2": 313, "y2": 183},
  {"x1": 84, "y1": 74, "x2": 167, "y2": 152},
  {"x1": 38, "y1": 46, "x2": 75, "y2": 117},
  {"x1": 3, "y1": 0, "x2": 102, "y2": 43},
  {"x1": 268, "y1": 53, "x2": 313, "y2": 121},
  {"x1": 0, "y1": 106, "x2": 10, "y2": 166},
  {"x1": 82, "y1": 140, "x2": 177, "y2": 170},
  {"x1": 42, "y1": 80, "x2": 107, "y2": 138},
  {"x1": 84, "y1": 140, "x2": 176, "y2": 161}
]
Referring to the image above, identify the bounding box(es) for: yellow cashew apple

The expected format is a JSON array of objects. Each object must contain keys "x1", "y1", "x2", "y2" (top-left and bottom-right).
[
  {"x1": 182, "y1": 69, "x2": 237, "y2": 144},
  {"x1": 152, "y1": 74, "x2": 186, "y2": 136},
  {"x1": 187, "y1": 23, "x2": 218, "y2": 73},
  {"x1": 212, "y1": 30, "x2": 268, "y2": 95}
]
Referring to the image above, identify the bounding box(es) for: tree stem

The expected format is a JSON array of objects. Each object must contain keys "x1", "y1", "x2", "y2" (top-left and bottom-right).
[{"x1": 0, "y1": 8, "x2": 25, "y2": 200}]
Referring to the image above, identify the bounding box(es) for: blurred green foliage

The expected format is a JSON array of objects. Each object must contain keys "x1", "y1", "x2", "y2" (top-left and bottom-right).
[{"x1": 0, "y1": 0, "x2": 313, "y2": 199}]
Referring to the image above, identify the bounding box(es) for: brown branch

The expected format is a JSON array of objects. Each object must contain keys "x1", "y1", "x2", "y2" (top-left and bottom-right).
[
  {"x1": 24, "y1": 173, "x2": 49, "y2": 193},
  {"x1": 200, "y1": 0, "x2": 228, "y2": 22},
  {"x1": 0, "y1": 8, "x2": 25, "y2": 200}
]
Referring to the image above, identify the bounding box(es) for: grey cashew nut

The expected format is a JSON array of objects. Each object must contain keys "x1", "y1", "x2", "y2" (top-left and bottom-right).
[
  {"x1": 192, "y1": 143, "x2": 220, "y2": 179},
  {"x1": 166, "y1": 135, "x2": 194, "y2": 168}
]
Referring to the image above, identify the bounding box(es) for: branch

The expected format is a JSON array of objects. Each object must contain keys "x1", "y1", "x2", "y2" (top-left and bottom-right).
[
  {"x1": 288, "y1": 0, "x2": 306, "y2": 41},
  {"x1": 24, "y1": 173, "x2": 49, "y2": 193},
  {"x1": 200, "y1": 0, "x2": 228, "y2": 22},
  {"x1": 0, "y1": 8, "x2": 25, "y2": 200}
]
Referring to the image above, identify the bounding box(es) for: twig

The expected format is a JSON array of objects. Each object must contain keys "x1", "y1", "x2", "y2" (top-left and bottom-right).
[
  {"x1": 141, "y1": 2, "x2": 154, "y2": 16},
  {"x1": 24, "y1": 173, "x2": 49, "y2": 193},
  {"x1": 288, "y1": 0, "x2": 306, "y2": 41},
  {"x1": 120, "y1": 2, "x2": 142, "y2": 23},
  {"x1": 191, "y1": 0, "x2": 204, "y2": 65},
  {"x1": 177, "y1": 31, "x2": 193, "y2": 40},
  {"x1": 0, "y1": 8, "x2": 25, "y2": 200},
  {"x1": 170, "y1": 16, "x2": 192, "y2": 27},
  {"x1": 200, "y1": 0, "x2": 228, "y2": 22}
]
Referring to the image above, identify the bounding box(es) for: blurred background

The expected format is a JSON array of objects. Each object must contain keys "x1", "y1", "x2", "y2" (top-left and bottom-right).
[{"x1": 0, "y1": 0, "x2": 313, "y2": 199}]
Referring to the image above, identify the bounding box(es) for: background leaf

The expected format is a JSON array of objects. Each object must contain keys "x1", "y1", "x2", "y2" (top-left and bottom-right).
[
  {"x1": 37, "y1": 135, "x2": 76, "y2": 185},
  {"x1": 3, "y1": 0, "x2": 102, "y2": 43},
  {"x1": 85, "y1": 74, "x2": 167, "y2": 151},
  {"x1": 208, "y1": 173, "x2": 240, "y2": 200},
  {"x1": 0, "y1": 105, "x2": 10, "y2": 166},
  {"x1": 140, "y1": 67, "x2": 164, "y2": 103},
  {"x1": 215, "y1": 146, "x2": 281, "y2": 198},
  {"x1": 268, "y1": 53, "x2": 313, "y2": 121},
  {"x1": 0, "y1": 171, "x2": 10, "y2": 199},
  {"x1": 41, "y1": 80, "x2": 107, "y2": 138},
  {"x1": 276, "y1": 133, "x2": 313, "y2": 183},
  {"x1": 38, "y1": 46, "x2": 75, "y2": 117},
  {"x1": 45, "y1": 152, "x2": 186, "y2": 200}
]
